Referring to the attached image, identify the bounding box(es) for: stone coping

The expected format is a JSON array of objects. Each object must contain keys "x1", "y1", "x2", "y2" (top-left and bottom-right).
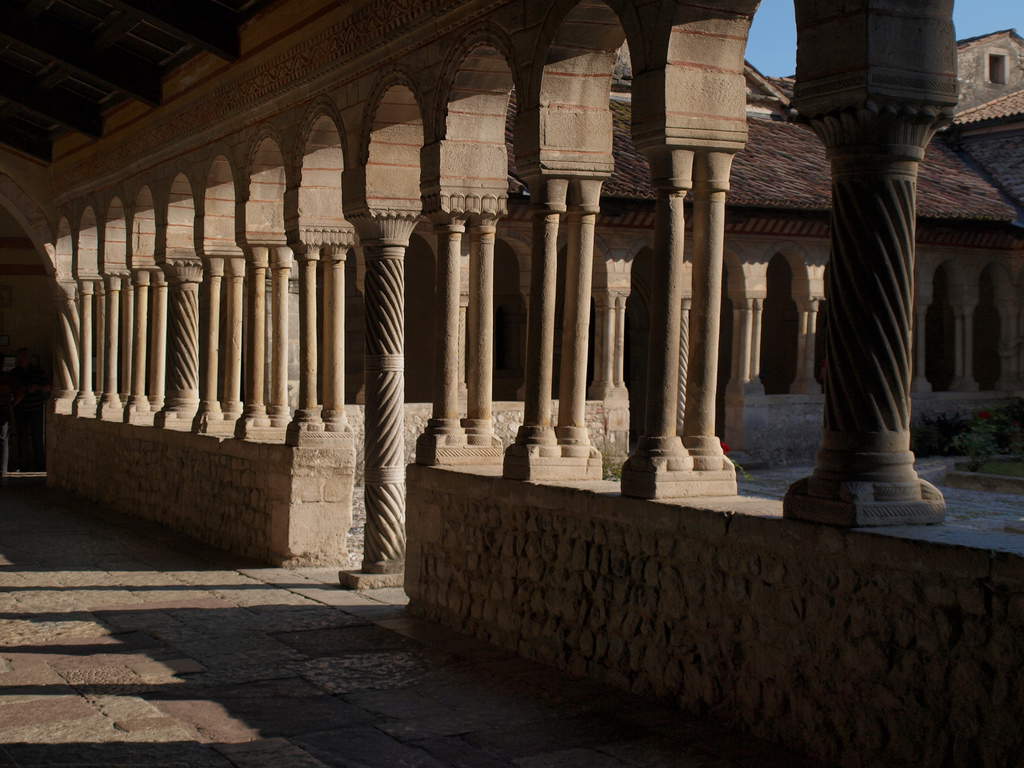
[
  {"x1": 945, "y1": 468, "x2": 1024, "y2": 499},
  {"x1": 422, "y1": 463, "x2": 1024, "y2": 561}
]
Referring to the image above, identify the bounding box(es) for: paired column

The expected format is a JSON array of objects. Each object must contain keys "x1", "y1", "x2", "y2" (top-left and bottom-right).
[
  {"x1": 554, "y1": 179, "x2": 602, "y2": 477},
  {"x1": 72, "y1": 280, "x2": 96, "y2": 417},
  {"x1": 53, "y1": 281, "x2": 80, "y2": 414},
  {"x1": 155, "y1": 261, "x2": 202, "y2": 428},
  {"x1": 784, "y1": 110, "x2": 946, "y2": 526},
  {"x1": 221, "y1": 257, "x2": 246, "y2": 421},
  {"x1": 321, "y1": 246, "x2": 349, "y2": 433},
  {"x1": 148, "y1": 270, "x2": 168, "y2": 413},
  {"x1": 287, "y1": 245, "x2": 328, "y2": 444},
  {"x1": 268, "y1": 247, "x2": 293, "y2": 429},
  {"x1": 462, "y1": 216, "x2": 502, "y2": 452},
  {"x1": 951, "y1": 302, "x2": 979, "y2": 392},
  {"x1": 125, "y1": 270, "x2": 151, "y2": 423},
  {"x1": 746, "y1": 298, "x2": 765, "y2": 395},
  {"x1": 416, "y1": 216, "x2": 469, "y2": 463},
  {"x1": 98, "y1": 274, "x2": 123, "y2": 419},
  {"x1": 235, "y1": 247, "x2": 271, "y2": 438},
  {"x1": 911, "y1": 296, "x2": 932, "y2": 393},
  {"x1": 503, "y1": 178, "x2": 567, "y2": 480},
  {"x1": 792, "y1": 298, "x2": 821, "y2": 394},
  {"x1": 193, "y1": 257, "x2": 225, "y2": 433},
  {"x1": 727, "y1": 298, "x2": 756, "y2": 398}
]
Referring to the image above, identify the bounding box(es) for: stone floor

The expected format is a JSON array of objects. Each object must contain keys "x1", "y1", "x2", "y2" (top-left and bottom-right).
[{"x1": 0, "y1": 482, "x2": 829, "y2": 768}]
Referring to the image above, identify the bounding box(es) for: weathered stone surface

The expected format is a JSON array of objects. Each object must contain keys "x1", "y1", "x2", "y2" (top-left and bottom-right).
[{"x1": 406, "y1": 465, "x2": 1024, "y2": 768}]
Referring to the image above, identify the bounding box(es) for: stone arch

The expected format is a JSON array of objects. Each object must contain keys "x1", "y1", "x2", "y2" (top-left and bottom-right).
[
  {"x1": 244, "y1": 132, "x2": 288, "y2": 245},
  {"x1": 131, "y1": 186, "x2": 157, "y2": 269},
  {"x1": 925, "y1": 259, "x2": 958, "y2": 391},
  {"x1": 203, "y1": 155, "x2": 239, "y2": 257},
  {"x1": 103, "y1": 197, "x2": 128, "y2": 274},
  {"x1": 75, "y1": 206, "x2": 99, "y2": 278},
  {"x1": 0, "y1": 172, "x2": 55, "y2": 275},
  {"x1": 165, "y1": 173, "x2": 196, "y2": 258},
  {"x1": 54, "y1": 217, "x2": 73, "y2": 278},
  {"x1": 292, "y1": 110, "x2": 346, "y2": 242}
]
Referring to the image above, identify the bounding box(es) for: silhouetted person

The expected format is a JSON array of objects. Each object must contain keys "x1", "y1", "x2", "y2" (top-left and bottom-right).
[
  {"x1": 0, "y1": 363, "x2": 13, "y2": 478},
  {"x1": 11, "y1": 348, "x2": 49, "y2": 472}
]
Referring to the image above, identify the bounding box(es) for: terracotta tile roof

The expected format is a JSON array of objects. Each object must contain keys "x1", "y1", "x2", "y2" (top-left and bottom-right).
[
  {"x1": 505, "y1": 98, "x2": 1018, "y2": 222},
  {"x1": 956, "y1": 89, "x2": 1024, "y2": 125},
  {"x1": 959, "y1": 130, "x2": 1024, "y2": 212}
]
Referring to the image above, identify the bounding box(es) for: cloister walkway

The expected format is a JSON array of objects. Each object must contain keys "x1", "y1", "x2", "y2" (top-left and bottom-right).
[{"x1": 0, "y1": 483, "x2": 825, "y2": 768}]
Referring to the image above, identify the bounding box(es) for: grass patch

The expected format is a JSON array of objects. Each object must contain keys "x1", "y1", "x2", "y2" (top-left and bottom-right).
[{"x1": 975, "y1": 461, "x2": 1024, "y2": 478}]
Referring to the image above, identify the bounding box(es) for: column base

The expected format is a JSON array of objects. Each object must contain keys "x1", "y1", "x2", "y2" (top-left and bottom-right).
[
  {"x1": 72, "y1": 396, "x2": 97, "y2": 418},
  {"x1": 268, "y1": 406, "x2": 291, "y2": 429},
  {"x1": 51, "y1": 398, "x2": 74, "y2": 416},
  {"x1": 416, "y1": 431, "x2": 503, "y2": 466},
  {"x1": 503, "y1": 442, "x2": 603, "y2": 481},
  {"x1": 122, "y1": 397, "x2": 150, "y2": 425},
  {"x1": 192, "y1": 404, "x2": 224, "y2": 434},
  {"x1": 338, "y1": 570, "x2": 404, "y2": 590},
  {"x1": 234, "y1": 408, "x2": 271, "y2": 440},
  {"x1": 286, "y1": 417, "x2": 337, "y2": 446},
  {"x1": 950, "y1": 378, "x2": 979, "y2": 393},
  {"x1": 783, "y1": 476, "x2": 945, "y2": 527},
  {"x1": 621, "y1": 460, "x2": 737, "y2": 499},
  {"x1": 911, "y1": 378, "x2": 933, "y2": 394},
  {"x1": 98, "y1": 396, "x2": 124, "y2": 421},
  {"x1": 154, "y1": 406, "x2": 198, "y2": 431}
]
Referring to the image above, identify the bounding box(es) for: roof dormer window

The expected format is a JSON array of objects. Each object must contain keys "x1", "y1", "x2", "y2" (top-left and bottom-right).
[{"x1": 988, "y1": 53, "x2": 1008, "y2": 84}]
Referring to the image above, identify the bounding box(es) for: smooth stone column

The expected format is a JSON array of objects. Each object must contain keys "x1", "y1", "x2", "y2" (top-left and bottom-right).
[
  {"x1": 120, "y1": 278, "x2": 133, "y2": 401},
  {"x1": 222, "y1": 257, "x2": 245, "y2": 421},
  {"x1": 193, "y1": 257, "x2": 225, "y2": 434},
  {"x1": 72, "y1": 280, "x2": 96, "y2": 417},
  {"x1": 746, "y1": 297, "x2": 766, "y2": 395},
  {"x1": 125, "y1": 270, "x2": 151, "y2": 423},
  {"x1": 621, "y1": 148, "x2": 699, "y2": 498},
  {"x1": 95, "y1": 282, "x2": 106, "y2": 412},
  {"x1": 504, "y1": 177, "x2": 568, "y2": 480},
  {"x1": 677, "y1": 295, "x2": 691, "y2": 434},
  {"x1": 53, "y1": 281, "x2": 80, "y2": 414},
  {"x1": 458, "y1": 295, "x2": 469, "y2": 402},
  {"x1": 268, "y1": 246, "x2": 292, "y2": 429},
  {"x1": 588, "y1": 291, "x2": 616, "y2": 400},
  {"x1": 951, "y1": 302, "x2": 979, "y2": 392},
  {"x1": 555, "y1": 179, "x2": 603, "y2": 477},
  {"x1": 416, "y1": 217, "x2": 469, "y2": 464},
  {"x1": 321, "y1": 246, "x2": 349, "y2": 433},
  {"x1": 155, "y1": 261, "x2": 202, "y2": 428},
  {"x1": 98, "y1": 274, "x2": 123, "y2": 420},
  {"x1": 996, "y1": 302, "x2": 1021, "y2": 391},
  {"x1": 784, "y1": 109, "x2": 946, "y2": 527},
  {"x1": 682, "y1": 150, "x2": 736, "y2": 481},
  {"x1": 341, "y1": 214, "x2": 418, "y2": 588},
  {"x1": 613, "y1": 291, "x2": 626, "y2": 389},
  {"x1": 728, "y1": 298, "x2": 755, "y2": 397},
  {"x1": 911, "y1": 299, "x2": 932, "y2": 393},
  {"x1": 287, "y1": 245, "x2": 327, "y2": 444},
  {"x1": 149, "y1": 270, "x2": 168, "y2": 413},
  {"x1": 462, "y1": 216, "x2": 502, "y2": 456},
  {"x1": 235, "y1": 247, "x2": 271, "y2": 438},
  {"x1": 792, "y1": 298, "x2": 821, "y2": 394}
]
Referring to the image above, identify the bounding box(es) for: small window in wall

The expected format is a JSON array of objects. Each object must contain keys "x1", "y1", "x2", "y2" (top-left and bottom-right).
[{"x1": 989, "y1": 53, "x2": 1008, "y2": 85}]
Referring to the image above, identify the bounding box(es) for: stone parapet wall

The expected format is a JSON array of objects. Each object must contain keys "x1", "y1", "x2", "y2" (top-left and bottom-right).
[
  {"x1": 406, "y1": 465, "x2": 1024, "y2": 767},
  {"x1": 345, "y1": 400, "x2": 629, "y2": 481},
  {"x1": 47, "y1": 414, "x2": 355, "y2": 567}
]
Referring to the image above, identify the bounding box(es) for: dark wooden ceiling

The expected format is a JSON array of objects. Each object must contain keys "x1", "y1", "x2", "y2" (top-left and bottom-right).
[{"x1": 0, "y1": 0, "x2": 273, "y2": 161}]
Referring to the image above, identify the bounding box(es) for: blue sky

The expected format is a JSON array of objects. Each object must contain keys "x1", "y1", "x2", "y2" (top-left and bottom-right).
[{"x1": 747, "y1": 0, "x2": 1024, "y2": 77}]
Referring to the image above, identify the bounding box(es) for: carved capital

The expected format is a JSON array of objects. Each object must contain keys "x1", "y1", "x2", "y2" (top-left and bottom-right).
[
  {"x1": 54, "y1": 280, "x2": 78, "y2": 302},
  {"x1": 162, "y1": 260, "x2": 204, "y2": 285},
  {"x1": 349, "y1": 211, "x2": 420, "y2": 248},
  {"x1": 296, "y1": 224, "x2": 356, "y2": 252},
  {"x1": 806, "y1": 103, "x2": 953, "y2": 168},
  {"x1": 422, "y1": 190, "x2": 508, "y2": 220}
]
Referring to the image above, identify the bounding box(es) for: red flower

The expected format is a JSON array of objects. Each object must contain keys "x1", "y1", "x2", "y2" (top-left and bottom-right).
[
  {"x1": 720, "y1": 441, "x2": 731, "y2": 454},
  {"x1": 978, "y1": 411, "x2": 993, "y2": 420}
]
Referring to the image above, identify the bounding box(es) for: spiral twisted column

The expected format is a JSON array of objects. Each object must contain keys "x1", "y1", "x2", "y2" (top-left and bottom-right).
[
  {"x1": 52, "y1": 281, "x2": 79, "y2": 414},
  {"x1": 415, "y1": 216, "x2": 468, "y2": 465},
  {"x1": 676, "y1": 296, "x2": 691, "y2": 434},
  {"x1": 149, "y1": 270, "x2": 168, "y2": 413},
  {"x1": 785, "y1": 106, "x2": 949, "y2": 526},
  {"x1": 346, "y1": 214, "x2": 417, "y2": 582},
  {"x1": 503, "y1": 177, "x2": 567, "y2": 480},
  {"x1": 193, "y1": 257, "x2": 225, "y2": 434},
  {"x1": 99, "y1": 274, "x2": 124, "y2": 420},
  {"x1": 155, "y1": 261, "x2": 202, "y2": 428},
  {"x1": 124, "y1": 270, "x2": 151, "y2": 423},
  {"x1": 72, "y1": 280, "x2": 96, "y2": 417},
  {"x1": 321, "y1": 246, "x2": 349, "y2": 433}
]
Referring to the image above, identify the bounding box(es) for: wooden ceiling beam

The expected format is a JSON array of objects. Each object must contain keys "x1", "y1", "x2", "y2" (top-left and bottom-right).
[
  {"x1": 0, "y1": 62, "x2": 102, "y2": 137},
  {"x1": 0, "y1": 118, "x2": 51, "y2": 162},
  {"x1": 104, "y1": 0, "x2": 241, "y2": 61},
  {"x1": 0, "y1": 5, "x2": 162, "y2": 105}
]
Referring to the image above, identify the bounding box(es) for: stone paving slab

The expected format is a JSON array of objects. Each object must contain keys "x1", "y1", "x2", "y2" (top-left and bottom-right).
[{"x1": 0, "y1": 484, "x2": 830, "y2": 768}]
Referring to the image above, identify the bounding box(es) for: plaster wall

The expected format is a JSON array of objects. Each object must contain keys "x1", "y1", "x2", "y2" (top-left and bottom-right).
[
  {"x1": 406, "y1": 465, "x2": 1024, "y2": 768},
  {"x1": 47, "y1": 414, "x2": 355, "y2": 566}
]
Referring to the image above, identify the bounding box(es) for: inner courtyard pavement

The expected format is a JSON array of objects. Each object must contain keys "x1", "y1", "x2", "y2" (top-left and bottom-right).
[{"x1": 0, "y1": 483, "x2": 827, "y2": 768}]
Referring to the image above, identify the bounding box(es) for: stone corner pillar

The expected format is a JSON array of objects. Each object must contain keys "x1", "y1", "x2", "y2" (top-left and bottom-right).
[
  {"x1": 783, "y1": 104, "x2": 950, "y2": 527},
  {"x1": 52, "y1": 280, "x2": 80, "y2": 415},
  {"x1": 339, "y1": 211, "x2": 419, "y2": 590},
  {"x1": 154, "y1": 259, "x2": 203, "y2": 430}
]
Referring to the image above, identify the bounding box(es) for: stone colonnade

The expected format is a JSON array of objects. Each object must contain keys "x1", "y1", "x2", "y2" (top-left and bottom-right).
[{"x1": 46, "y1": 0, "x2": 961, "y2": 581}]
